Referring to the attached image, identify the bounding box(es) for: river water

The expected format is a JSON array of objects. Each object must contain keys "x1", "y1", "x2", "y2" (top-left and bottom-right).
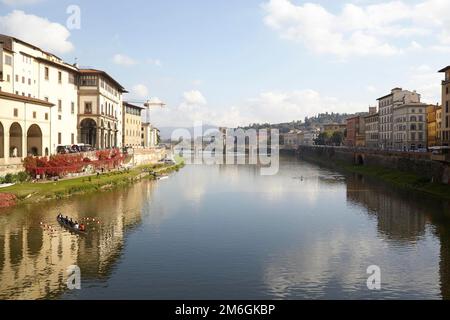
[{"x1": 1, "y1": 156, "x2": 450, "y2": 300}]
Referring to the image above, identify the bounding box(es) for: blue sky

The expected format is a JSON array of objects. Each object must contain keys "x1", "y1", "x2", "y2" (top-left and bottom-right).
[{"x1": 1, "y1": 0, "x2": 450, "y2": 127}]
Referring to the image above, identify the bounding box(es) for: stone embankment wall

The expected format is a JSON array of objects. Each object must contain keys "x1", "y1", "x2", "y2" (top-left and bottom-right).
[
  {"x1": 298, "y1": 146, "x2": 450, "y2": 184},
  {"x1": 130, "y1": 148, "x2": 167, "y2": 166}
]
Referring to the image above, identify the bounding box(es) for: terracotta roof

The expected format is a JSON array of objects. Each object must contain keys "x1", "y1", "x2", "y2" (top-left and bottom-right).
[
  {"x1": 0, "y1": 91, "x2": 54, "y2": 107},
  {"x1": 79, "y1": 69, "x2": 128, "y2": 93}
]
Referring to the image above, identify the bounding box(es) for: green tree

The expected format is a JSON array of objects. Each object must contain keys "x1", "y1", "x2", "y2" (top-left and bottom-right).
[
  {"x1": 314, "y1": 132, "x2": 330, "y2": 145},
  {"x1": 331, "y1": 131, "x2": 344, "y2": 146}
]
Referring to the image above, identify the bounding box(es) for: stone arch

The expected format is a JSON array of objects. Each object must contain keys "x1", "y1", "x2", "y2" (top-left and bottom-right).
[
  {"x1": 80, "y1": 118, "x2": 97, "y2": 147},
  {"x1": 9, "y1": 122, "x2": 23, "y2": 158},
  {"x1": 27, "y1": 124, "x2": 43, "y2": 156}
]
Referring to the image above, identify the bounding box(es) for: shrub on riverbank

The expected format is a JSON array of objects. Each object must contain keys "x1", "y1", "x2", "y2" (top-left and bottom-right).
[{"x1": 0, "y1": 172, "x2": 30, "y2": 184}]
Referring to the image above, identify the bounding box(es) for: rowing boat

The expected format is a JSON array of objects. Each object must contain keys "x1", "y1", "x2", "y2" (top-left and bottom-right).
[{"x1": 57, "y1": 216, "x2": 87, "y2": 235}]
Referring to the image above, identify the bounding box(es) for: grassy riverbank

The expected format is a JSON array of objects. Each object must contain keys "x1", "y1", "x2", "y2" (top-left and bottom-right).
[
  {"x1": 302, "y1": 155, "x2": 450, "y2": 201},
  {"x1": 1, "y1": 157, "x2": 185, "y2": 206}
]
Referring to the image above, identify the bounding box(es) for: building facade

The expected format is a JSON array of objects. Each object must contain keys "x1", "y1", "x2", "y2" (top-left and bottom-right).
[
  {"x1": 365, "y1": 111, "x2": 379, "y2": 149},
  {"x1": 439, "y1": 66, "x2": 450, "y2": 146},
  {"x1": 282, "y1": 131, "x2": 302, "y2": 147},
  {"x1": 392, "y1": 103, "x2": 427, "y2": 151},
  {"x1": 346, "y1": 114, "x2": 367, "y2": 147},
  {"x1": 78, "y1": 69, "x2": 126, "y2": 150},
  {"x1": 122, "y1": 102, "x2": 143, "y2": 148},
  {"x1": 427, "y1": 105, "x2": 442, "y2": 148},
  {"x1": 141, "y1": 123, "x2": 158, "y2": 148},
  {"x1": 0, "y1": 92, "x2": 52, "y2": 167},
  {"x1": 323, "y1": 123, "x2": 346, "y2": 134},
  {"x1": 302, "y1": 129, "x2": 319, "y2": 146},
  {"x1": 437, "y1": 107, "x2": 443, "y2": 144},
  {"x1": 0, "y1": 34, "x2": 78, "y2": 154},
  {"x1": 377, "y1": 88, "x2": 421, "y2": 150}
]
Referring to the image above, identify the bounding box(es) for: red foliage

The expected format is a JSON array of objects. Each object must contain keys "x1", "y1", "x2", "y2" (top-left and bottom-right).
[
  {"x1": 0, "y1": 193, "x2": 17, "y2": 208},
  {"x1": 24, "y1": 149, "x2": 125, "y2": 178}
]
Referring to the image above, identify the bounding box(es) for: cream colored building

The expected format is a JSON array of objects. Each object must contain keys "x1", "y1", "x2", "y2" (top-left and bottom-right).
[
  {"x1": 78, "y1": 69, "x2": 126, "y2": 149},
  {"x1": 0, "y1": 92, "x2": 52, "y2": 168},
  {"x1": 141, "y1": 123, "x2": 158, "y2": 148},
  {"x1": 377, "y1": 88, "x2": 421, "y2": 150},
  {"x1": 122, "y1": 102, "x2": 143, "y2": 148},
  {"x1": 364, "y1": 111, "x2": 379, "y2": 149},
  {"x1": 283, "y1": 131, "x2": 302, "y2": 147},
  {"x1": 393, "y1": 103, "x2": 428, "y2": 150},
  {"x1": 0, "y1": 34, "x2": 79, "y2": 153}
]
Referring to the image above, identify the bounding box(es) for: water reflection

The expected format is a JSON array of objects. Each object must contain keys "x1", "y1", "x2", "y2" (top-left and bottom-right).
[
  {"x1": 1, "y1": 157, "x2": 450, "y2": 299},
  {"x1": 0, "y1": 181, "x2": 155, "y2": 299}
]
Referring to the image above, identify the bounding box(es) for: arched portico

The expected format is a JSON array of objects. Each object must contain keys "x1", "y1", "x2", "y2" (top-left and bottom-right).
[
  {"x1": 27, "y1": 124, "x2": 43, "y2": 156},
  {"x1": 80, "y1": 118, "x2": 97, "y2": 148},
  {"x1": 9, "y1": 123, "x2": 23, "y2": 158}
]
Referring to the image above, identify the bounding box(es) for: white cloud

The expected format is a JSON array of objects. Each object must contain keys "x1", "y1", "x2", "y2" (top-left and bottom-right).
[
  {"x1": 183, "y1": 90, "x2": 207, "y2": 106},
  {"x1": 1, "y1": 0, "x2": 42, "y2": 5},
  {"x1": 0, "y1": 10, "x2": 73, "y2": 54},
  {"x1": 112, "y1": 54, "x2": 137, "y2": 66},
  {"x1": 129, "y1": 84, "x2": 149, "y2": 99},
  {"x1": 406, "y1": 65, "x2": 442, "y2": 104},
  {"x1": 262, "y1": 0, "x2": 450, "y2": 57}
]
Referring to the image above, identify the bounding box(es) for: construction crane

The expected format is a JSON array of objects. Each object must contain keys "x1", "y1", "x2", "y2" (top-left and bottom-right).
[{"x1": 125, "y1": 98, "x2": 167, "y2": 124}]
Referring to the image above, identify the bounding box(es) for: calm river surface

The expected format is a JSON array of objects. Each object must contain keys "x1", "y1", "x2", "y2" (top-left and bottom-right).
[{"x1": 1, "y1": 156, "x2": 450, "y2": 300}]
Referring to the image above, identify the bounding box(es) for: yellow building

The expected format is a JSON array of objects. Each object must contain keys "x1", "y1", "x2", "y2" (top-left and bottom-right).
[
  {"x1": 122, "y1": 102, "x2": 143, "y2": 148},
  {"x1": 323, "y1": 123, "x2": 347, "y2": 134},
  {"x1": 427, "y1": 105, "x2": 442, "y2": 148}
]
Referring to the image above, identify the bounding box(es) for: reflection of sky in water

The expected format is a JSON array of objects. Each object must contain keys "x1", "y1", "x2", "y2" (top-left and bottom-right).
[{"x1": 1, "y1": 156, "x2": 449, "y2": 299}]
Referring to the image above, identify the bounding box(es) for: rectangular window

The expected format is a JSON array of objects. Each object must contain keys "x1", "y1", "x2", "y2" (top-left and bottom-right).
[
  {"x1": 71, "y1": 134, "x2": 75, "y2": 145},
  {"x1": 58, "y1": 71, "x2": 62, "y2": 83},
  {"x1": 85, "y1": 102, "x2": 93, "y2": 114},
  {"x1": 80, "y1": 75, "x2": 98, "y2": 86},
  {"x1": 58, "y1": 133, "x2": 62, "y2": 145},
  {"x1": 45, "y1": 113, "x2": 48, "y2": 120},
  {"x1": 45, "y1": 67, "x2": 49, "y2": 80},
  {"x1": 22, "y1": 76, "x2": 25, "y2": 84},
  {"x1": 15, "y1": 75, "x2": 18, "y2": 82},
  {"x1": 69, "y1": 73, "x2": 75, "y2": 84},
  {"x1": 33, "y1": 111, "x2": 36, "y2": 119},
  {"x1": 13, "y1": 108, "x2": 18, "y2": 117},
  {"x1": 58, "y1": 115, "x2": 62, "y2": 120},
  {"x1": 4, "y1": 55, "x2": 12, "y2": 66},
  {"x1": 71, "y1": 102, "x2": 75, "y2": 114},
  {"x1": 58, "y1": 100, "x2": 62, "y2": 112}
]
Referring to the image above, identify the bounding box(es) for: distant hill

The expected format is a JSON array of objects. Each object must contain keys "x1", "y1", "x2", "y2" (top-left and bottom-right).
[{"x1": 239, "y1": 112, "x2": 357, "y2": 133}]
